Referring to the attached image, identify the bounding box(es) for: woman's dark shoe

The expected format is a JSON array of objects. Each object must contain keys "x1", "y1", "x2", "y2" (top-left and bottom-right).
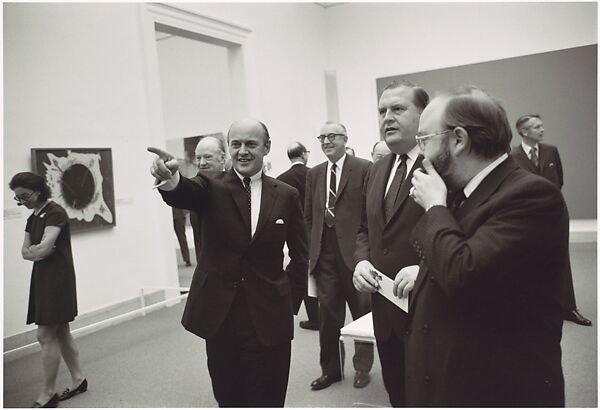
[
  {"x1": 33, "y1": 394, "x2": 59, "y2": 408},
  {"x1": 58, "y1": 379, "x2": 88, "y2": 401}
]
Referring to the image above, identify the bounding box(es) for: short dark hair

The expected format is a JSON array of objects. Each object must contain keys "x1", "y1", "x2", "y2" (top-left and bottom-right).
[
  {"x1": 515, "y1": 114, "x2": 541, "y2": 136},
  {"x1": 438, "y1": 85, "x2": 512, "y2": 159},
  {"x1": 382, "y1": 80, "x2": 430, "y2": 112},
  {"x1": 287, "y1": 142, "x2": 307, "y2": 160},
  {"x1": 9, "y1": 172, "x2": 51, "y2": 201}
]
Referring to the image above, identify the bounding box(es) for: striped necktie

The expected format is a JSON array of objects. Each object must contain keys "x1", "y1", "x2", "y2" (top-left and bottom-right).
[
  {"x1": 324, "y1": 163, "x2": 337, "y2": 228},
  {"x1": 530, "y1": 146, "x2": 539, "y2": 168}
]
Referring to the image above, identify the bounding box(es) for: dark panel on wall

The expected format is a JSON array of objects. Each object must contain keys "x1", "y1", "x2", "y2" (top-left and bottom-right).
[{"x1": 377, "y1": 45, "x2": 597, "y2": 219}]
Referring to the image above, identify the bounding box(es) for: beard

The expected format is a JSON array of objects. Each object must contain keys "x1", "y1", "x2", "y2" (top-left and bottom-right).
[{"x1": 431, "y1": 138, "x2": 452, "y2": 178}]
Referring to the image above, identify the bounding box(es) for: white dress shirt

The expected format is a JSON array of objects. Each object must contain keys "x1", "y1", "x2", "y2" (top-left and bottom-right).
[
  {"x1": 521, "y1": 142, "x2": 539, "y2": 161},
  {"x1": 384, "y1": 144, "x2": 420, "y2": 196}
]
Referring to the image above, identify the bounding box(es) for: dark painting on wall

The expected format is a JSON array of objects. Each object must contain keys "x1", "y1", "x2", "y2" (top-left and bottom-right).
[{"x1": 31, "y1": 148, "x2": 116, "y2": 232}]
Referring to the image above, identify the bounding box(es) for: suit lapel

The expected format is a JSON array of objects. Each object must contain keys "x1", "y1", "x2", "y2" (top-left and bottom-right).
[
  {"x1": 516, "y1": 145, "x2": 539, "y2": 174},
  {"x1": 538, "y1": 143, "x2": 551, "y2": 171},
  {"x1": 372, "y1": 155, "x2": 395, "y2": 229},
  {"x1": 454, "y1": 156, "x2": 520, "y2": 221},
  {"x1": 224, "y1": 169, "x2": 251, "y2": 239},
  {"x1": 386, "y1": 155, "x2": 423, "y2": 225},
  {"x1": 336, "y1": 155, "x2": 353, "y2": 199},
  {"x1": 252, "y1": 175, "x2": 277, "y2": 242}
]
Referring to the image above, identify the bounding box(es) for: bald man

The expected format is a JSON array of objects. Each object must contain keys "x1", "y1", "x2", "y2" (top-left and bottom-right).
[
  {"x1": 189, "y1": 136, "x2": 227, "y2": 261},
  {"x1": 149, "y1": 119, "x2": 308, "y2": 407},
  {"x1": 371, "y1": 140, "x2": 392, "y2": 163},
  {"x1": 277, "y1": 142, "x2": 319, "y2": 330}
]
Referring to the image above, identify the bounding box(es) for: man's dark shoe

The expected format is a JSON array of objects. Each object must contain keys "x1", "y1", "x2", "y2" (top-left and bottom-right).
[
  {"x1": 299, "y1": 320, "x2": 319, "y2": 331},
  {"x1": 353, "y1": 370, "x2": 370, "y2": 388},
  {"x1": 310, "y1": 374, "x2": 341, "y2": 390},
  {"x1": 565, "y1": 309, "x2": 592, "y2": 326}
]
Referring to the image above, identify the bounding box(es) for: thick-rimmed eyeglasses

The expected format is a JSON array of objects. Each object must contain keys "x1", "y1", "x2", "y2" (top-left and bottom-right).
[
  {"x1": 14, "y1": 192, "x2": 34, "y2": 203},
  {"x1": 415, "y1": 129, "x2": 453, "y2": 150},
  {"x1": 317, "y1": 133, "x2": 345, "y2": 143}
]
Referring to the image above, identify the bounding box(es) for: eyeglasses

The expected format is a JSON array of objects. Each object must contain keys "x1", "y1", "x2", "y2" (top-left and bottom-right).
[
  {"x1": 415, "y1": 129, "x2": 453, "y2": 150},
  {"x1": 317, "y1": 133, "x2": 345, "y2": 143},
  {"x1": 14, "y1": 192, "x2": 34, "y2": 203}
]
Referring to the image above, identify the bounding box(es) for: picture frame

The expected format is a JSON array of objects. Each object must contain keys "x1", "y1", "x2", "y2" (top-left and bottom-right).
[{"x1": 31, "y1": 147, "x2": 116, "y2": 232}]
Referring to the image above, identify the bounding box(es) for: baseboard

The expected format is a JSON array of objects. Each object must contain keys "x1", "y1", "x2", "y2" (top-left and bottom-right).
[
  {"x1": 570, "y1": 219, "x2": 597, "y2": 243},
  {"x1": 3, "y1": 290, "x2": 167, "y2": 359}
]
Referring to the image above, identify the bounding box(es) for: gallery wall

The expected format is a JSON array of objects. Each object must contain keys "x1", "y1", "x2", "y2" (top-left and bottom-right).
[{"x1": 323, "y1": 2, "x2": 597, "y2": 160}]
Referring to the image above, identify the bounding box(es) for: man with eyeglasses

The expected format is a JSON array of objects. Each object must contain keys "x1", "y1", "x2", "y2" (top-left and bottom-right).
[
  {"x1": 511, "y1": 114, "x2": 591, "y2": 327},
  {"x1": 353, "y1": 80, "x2": 429, "y2": 406},
  {"x1": 404, "y1": 86, "x2": 567, "y2": 406},
  {"x1": 305, "y1": 121, "x2": 373, "y2": 390},
  {"x1": 276, "y1": 142, "x2": 320, "y2": 331}
]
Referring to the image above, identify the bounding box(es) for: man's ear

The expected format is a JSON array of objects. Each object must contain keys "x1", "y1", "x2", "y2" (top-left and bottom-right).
[
  {"x1": 264, "y1": 140, "x2": 271, "y2": 155},
  {"x1": 452, "y1": 127, "x2": 469, "y2": 156}
]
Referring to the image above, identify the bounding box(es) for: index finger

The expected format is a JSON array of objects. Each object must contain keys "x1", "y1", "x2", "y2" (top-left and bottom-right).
[{"x1": 147, "y1": 146, "x2": 174, "y2": 161}]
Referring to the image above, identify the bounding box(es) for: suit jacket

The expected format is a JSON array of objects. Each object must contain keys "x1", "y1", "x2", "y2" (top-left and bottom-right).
[
  {"x1": 354, "y1": 153, "x2": 424, "y2": 340},
  {"x1": 510, "y1": 143, "x2": 563, "y2": 189},
  {"x1": 277, "y1": 163, "x2": 309, "y2": 212},
  {"x1": 305, "y1": 155, "x2": 371, "y2": 273},
  {"x1": 405, "y1": 157, "x2": 566, "y2": 407},
  {"x1": 159, "y1": 169, "x2": 308, "y2": 347}
]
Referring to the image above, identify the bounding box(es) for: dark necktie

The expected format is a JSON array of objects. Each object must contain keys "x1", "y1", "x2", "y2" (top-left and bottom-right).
[
  {"x1": 243, "y1": 177, "x2": 252, "y2": 230},
  {"x1": 530, "y1": 146, "x2": 539, "y2": 168},
  {"x1": 324, "y1": 163, "x2": 337, "y2": 228},
  {"x1": 384, "y1": 154, "x2": 408, "y2": 223},
  {"x1": 448, "y1": 190, "x2": 466, "y2": 213}
]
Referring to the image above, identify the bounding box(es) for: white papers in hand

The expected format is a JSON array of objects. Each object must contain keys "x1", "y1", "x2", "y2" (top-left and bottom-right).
[{"x1": 377, "y1": 274, "x2": 408, "y2": 313}]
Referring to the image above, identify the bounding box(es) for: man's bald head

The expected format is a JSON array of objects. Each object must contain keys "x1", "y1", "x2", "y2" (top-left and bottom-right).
[
  {"x1": 227, "y1": 118, "x2": 272, "y2": 177},
  {"x1": 228, "y1": 118, "x2": 270, "y2": 145},
  {"x1": 195, "y1": 136, "x2": 226, "y2": 171}
]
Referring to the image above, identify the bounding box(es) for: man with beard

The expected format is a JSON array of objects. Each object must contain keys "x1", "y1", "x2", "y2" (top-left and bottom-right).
[
  {"x1": 148, "y1": 119, "x2": 308, "y2": 407},
  {"x1": 189, "y1": 136, "x2": 227, "y2": 261},
  {"x1": 353, "y1": 80, "x2": 428, "y2": 406},
  {"x1": 403, "y1": 86, "x2": 566, "y2": 406},
  {"x1": 511, "y1": 114, "x2": 591, "y2": 326},
  {"x1": 306, "y1": 121, "x2": 373, "y2": 390}
]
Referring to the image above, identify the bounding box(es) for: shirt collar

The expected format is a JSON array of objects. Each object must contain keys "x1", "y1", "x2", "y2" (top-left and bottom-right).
[
  {"x1": 396, "y1": 144, "x2": 420, "y2": 164},
  {"x1": 521, "y1": 141, "x2": 538, "y2": 155},
  {"x1": 463, "y1": 153, "x2": 509, "y2": 198},
  {"x1": 328, "y1": 153, "x2": 347, "y2": 170},
  {"x1": 233, "y1": 168, "x2": 262, "y2": 183}
]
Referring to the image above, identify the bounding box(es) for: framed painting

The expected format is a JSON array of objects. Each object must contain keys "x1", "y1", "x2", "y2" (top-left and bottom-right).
[{"x1": 31, "y1": 148, "x2": 116, "y2": 232}]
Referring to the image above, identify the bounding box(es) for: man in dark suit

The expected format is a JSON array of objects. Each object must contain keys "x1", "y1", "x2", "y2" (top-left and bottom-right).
[
  {"x1": 403, "y1": 86, "x2": 566, "y2": 406},
  {"x1": 511, "y1": 114, "x2": 591, "y2": 326},
  {"x1": 277, "y1": 141, "x2": 320, "y2": 331},
  {"x1": 148, "y1": 118, "x2": 308, "y2": 407},
  {"x1": 172, "y1": 207, "x2": 191, "y2": 266},
  {"x1": 189, "y1": 136, "x2": 227, "y2": 262},
  {"x1": 353, "y1": 80, "x2": 429, "y2": 406},
  {"x1": 305, "y1": 121, "x2": 373, "y2": 390}
]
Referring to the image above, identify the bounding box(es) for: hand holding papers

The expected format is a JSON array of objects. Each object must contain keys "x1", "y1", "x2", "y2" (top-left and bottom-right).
[{"x1": 377, "y1": 274, "x2": 408, "y2": 313}]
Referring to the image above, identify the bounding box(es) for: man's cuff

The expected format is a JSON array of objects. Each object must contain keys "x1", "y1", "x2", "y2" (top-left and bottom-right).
[
  {"x1": 158, "y1": 171, "x2": 180, "y2": 191},
  {"x1": 425, "y1": 203, "x2": 447, "y2": 213}
]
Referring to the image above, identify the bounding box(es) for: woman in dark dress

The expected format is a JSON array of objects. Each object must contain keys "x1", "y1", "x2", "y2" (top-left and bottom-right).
[{"x1": 9, "y1": 172, "x2": 87, "y2": 408}]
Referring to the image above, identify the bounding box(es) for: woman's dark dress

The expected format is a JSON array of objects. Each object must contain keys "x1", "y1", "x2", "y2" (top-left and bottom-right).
[{"x1": 25, "y1": 201, "x2": 78, "y2": 325}]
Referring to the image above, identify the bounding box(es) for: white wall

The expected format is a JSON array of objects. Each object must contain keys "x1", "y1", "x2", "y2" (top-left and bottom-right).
[
  {"x1": 323, "y1": 2, "x2": 598, "y2": 159},
  {"x1": 3, "y1": 3, "x2": 180, "y2": 336},
  {"x1": 156, "y1": 35, "x2": 232, "y2": 142}
]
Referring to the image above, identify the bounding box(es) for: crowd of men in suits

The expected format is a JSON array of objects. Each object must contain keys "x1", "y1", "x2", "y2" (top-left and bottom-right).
[{"x1": 150, "y1": 80, "x2": 590, "y2": 407}]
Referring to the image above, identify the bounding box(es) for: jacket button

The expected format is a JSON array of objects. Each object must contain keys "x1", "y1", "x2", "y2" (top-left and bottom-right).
[
  {"x1": 424, "y1": 375, "x2": 431, "y2": 386},
  {"x1": 383, "y1": 248, "x2": 389, "y2": 255},
  {"x1": 422, "y1": 324, "x2": 430, "y2": 335},
  {"x1": 405, "y1": 329, "x2": 410, "y2": 336}
]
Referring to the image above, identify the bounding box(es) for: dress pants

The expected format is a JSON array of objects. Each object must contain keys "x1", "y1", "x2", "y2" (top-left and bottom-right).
[
  {"x1": 173, "y1": 216, "x2": 190, "y2": 264},
  {"x1": 189, "y1": 211, "x2": 202, "y2": 263},
  {"x1": 205, "y1": 288, "x2": 291, "y2": 407},
  {"x1": 376, "y1": 330, "x2": 405, "y2": 407},
  {"x1": 315, "y1": 225, "x2": 374, "y2": 377},
  {"x1": 562, "y1": 253, "x2": 577, "y2": 311},
  {"x1": 304, "y1": 295, "x2": 319, "y2": 324}
]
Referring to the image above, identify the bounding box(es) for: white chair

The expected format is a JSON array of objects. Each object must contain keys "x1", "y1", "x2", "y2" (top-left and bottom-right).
[{"x1": 339, "y1": 312, "x2": 375, "y2": 380}]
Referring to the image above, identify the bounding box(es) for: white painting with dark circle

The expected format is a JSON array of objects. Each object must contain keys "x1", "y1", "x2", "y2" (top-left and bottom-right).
[{"x1": 43, "y1": 151, "x2": 113, "y2": 223}]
